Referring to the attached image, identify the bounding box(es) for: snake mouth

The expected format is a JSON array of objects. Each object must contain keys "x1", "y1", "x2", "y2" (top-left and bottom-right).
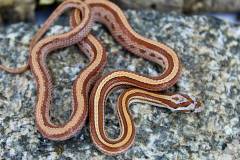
[
  {"x1": 185, "y1": 98, "x2": 204, "y2": 113},
  {"x1": 192, "y1": 99, "x2": 204, "y2": 113}
]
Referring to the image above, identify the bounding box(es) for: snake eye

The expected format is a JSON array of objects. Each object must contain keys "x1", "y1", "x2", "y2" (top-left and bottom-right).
[{"x1": 171, "y1": 94, "x2": 190, "y2": 104}]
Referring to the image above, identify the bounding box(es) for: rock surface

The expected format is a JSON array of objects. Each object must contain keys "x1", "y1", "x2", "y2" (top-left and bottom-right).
[{"x1": 0, "y1": 11, "x2": 240, "y2": 159}]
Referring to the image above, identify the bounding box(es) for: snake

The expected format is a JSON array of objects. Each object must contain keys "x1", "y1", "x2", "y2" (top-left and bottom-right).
[{"x1": 0, "y1": 0, "x2": 203, "y2": 155}]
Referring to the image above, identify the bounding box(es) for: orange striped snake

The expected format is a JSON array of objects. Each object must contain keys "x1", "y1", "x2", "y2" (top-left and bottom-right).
[{"x1": 0, "y1": 0, "x2": 203, "y2": 155}]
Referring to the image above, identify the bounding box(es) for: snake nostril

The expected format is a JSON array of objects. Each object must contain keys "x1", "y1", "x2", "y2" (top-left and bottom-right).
[
  {"x1": 196, "y1": 100, "x2": 203, "y2": 108},
  {"x1": 193, "y1": 100, "x2": 204, "y2": 112}
]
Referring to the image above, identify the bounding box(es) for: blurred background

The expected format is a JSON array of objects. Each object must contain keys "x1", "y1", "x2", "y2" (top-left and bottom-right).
[{"x1": 0, "y1": 0, "x2": 240, "y2": 25}]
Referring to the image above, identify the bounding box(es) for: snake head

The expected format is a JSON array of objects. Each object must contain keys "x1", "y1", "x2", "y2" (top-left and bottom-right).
[{"x1": 170, "y1": 93, "x2": 204, "y2": 113}]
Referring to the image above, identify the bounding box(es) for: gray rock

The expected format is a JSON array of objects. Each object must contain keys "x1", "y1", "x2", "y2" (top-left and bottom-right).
[{"x1": 0, "y1": 10, "x2": 240, "y2": 159}]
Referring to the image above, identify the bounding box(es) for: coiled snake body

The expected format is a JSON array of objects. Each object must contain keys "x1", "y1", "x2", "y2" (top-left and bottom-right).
[{"x1": 0, "y1": 0, "x2": 203, "y2": 155}]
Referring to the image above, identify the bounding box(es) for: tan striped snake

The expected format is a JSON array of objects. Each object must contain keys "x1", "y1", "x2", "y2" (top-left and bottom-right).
[{"x1": 0, "y1": 0, "x2": 203, "y2": 155}]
